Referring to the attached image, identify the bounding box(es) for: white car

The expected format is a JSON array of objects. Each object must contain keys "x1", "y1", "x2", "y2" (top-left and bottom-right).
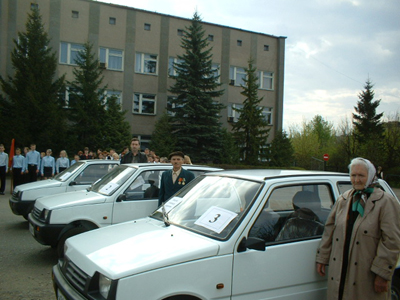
[
  {"x1": 9, "y1": 160, "x2": 119, "y2": 219},
  {"x1": 28, "y1": 163, "x2": 221, "y2": 257},
  {"x1": 52, "y1": 169, "x2": 400, "y2": 300}
]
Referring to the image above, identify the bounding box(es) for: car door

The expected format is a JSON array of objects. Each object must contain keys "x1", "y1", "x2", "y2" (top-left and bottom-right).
[
  {"x1": 231, "y1": 181, "x2": 336, "y2": 299},
  {"x1": 66, "y1": 163, "x2": 116, "y2": 192},
  {"x1": 111, "y1": 169, "x2": 164, "y2": 224}
]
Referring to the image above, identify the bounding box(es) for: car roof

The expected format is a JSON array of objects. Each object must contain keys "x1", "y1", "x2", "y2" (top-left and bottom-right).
[
  {"x1": 79, "y1": 160, "x2": 119, "y2": 164},
  {"x1": 203, "y1": 169, "x2": 349, "y2": 182},
  {"x1": 121, "y1": 163, "x2": 223, "y2": 171}
]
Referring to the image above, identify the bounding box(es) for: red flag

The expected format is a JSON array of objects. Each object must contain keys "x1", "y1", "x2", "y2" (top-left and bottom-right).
[{"x1": 9, "y1": 138, "x2": 15, "y2": 168}]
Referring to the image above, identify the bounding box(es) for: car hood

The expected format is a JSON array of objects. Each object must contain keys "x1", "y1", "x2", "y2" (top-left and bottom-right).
[
  {"x1": 15, "y1": 179, "x2": 62, "y2": 192},
  {"x1": 65, "y1": 218, "x2": 220, "y2": 279},
  {"x1": 35, "y1": 191, "x2": 106, "y2": 210}
]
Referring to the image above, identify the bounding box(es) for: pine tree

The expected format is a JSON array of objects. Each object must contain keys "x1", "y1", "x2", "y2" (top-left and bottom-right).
[
  {"x1": 168, "y1": 12, "x2": 225, "y2": 163},
  {"x1": 102, "y1": 95, "x2": 131, "y2": 151},
  {"x1": 67, "y1": 42, "x2": 107, "y2": 151},
  {"x1": 353, "y1": 79, "x2": 384, "y2": 142},
  {"x1": 149, "y1": 112, "x2": 177, "y2": 157},
  {"x1": 232, "y1": 58, "x2": 270, "y2": 165},
  {"x1": 269, "y1": 130, "x2": 294, "y2": 167},
  {"x1": 0, "y1": 6, "x2": 66, "y2": 149}
]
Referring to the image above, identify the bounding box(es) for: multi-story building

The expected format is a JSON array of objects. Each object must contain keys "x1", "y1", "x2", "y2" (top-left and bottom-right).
[{"x1": 0, "y1": 0, "x2": 286, "y2": 149}]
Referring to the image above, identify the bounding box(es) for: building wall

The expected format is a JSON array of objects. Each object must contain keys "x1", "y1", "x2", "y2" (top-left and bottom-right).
[{"x1": 0, "y1": 0, "x2": 286, "y2": 143}]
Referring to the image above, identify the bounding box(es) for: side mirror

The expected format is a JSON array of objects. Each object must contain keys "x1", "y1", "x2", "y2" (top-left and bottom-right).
[
  {"x1": 238, "y1": 237, "x2": 265, "y2": 253},
  {"x1": 117, "y1": 194, "x2": 126, "y2": 202}
]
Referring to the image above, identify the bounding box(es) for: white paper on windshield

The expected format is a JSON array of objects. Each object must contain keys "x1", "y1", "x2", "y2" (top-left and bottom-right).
[
  {"x1": 195, "y1": 206, "x2": 238, "y2": 234},
  {"x1": 157, "y1": 197, "x2": 183, "y2": 213},
  {"x1": 59, "y1": 172, "x2": 72, "y2": 180},
  {"x1": 99, "y1": 182, "x2": 119, "y2": 194}
]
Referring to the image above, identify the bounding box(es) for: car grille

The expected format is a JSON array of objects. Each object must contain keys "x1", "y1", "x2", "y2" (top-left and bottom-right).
[
  {"x1": 64, "y1": 259, "x2": 89, "y2": 294},
  {"x1": 31, "y1": 207, "x2": 42, "y2": 220}
]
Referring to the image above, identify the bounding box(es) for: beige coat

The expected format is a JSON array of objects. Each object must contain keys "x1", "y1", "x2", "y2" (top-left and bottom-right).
[{"x1": 316, "y1": 188, "x2": 400, "y2": 300}]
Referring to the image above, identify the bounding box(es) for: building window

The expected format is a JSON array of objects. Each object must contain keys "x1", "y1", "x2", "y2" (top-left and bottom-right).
[
  {"x1": 237, "y1": 40, "x2": 242, "y2": 46},
  {"x1": 72, "y1": 11, "x2": 79, "y2": 18},
  {"x1": 60, "y1": 87, "x2": 80, "y2": 108},
  {"x1": 259, "y1": 71, "x2": 274, "y2": 90},
  {"x1": 208, "y1": 35, "x2": 214, "y2": 41},
  {"x1": 133, "y1": 93, "x2": 156, "y2": 115},
  {"x1": 109, "y1": 17, "x2": 116, "y2": 25},
  {"x1": 135, "y1": 52, "x2": 158, "y2": 75},
  {"x1": 227, "y1": 103, "x2": 244, "y2": 123},
  {"x1": 262, "y1": 107, "x2": 273, "y2": 125},
  {"x1": 99, "y1": 47, "x2": 124, "y2": 71},
  {"x1": 177, "y1": 29, "x2": 184, "y2": 36},
  {"x1": 31, "y1": 3, "x2": 39, "y2": 9},
  {"x1": 105, "y1": 90, "x2": 122, "y2": 107},
  {"x1": 168, "y1": 57, "x2": 184, "y2": 77},
  {"x1": 264, "y1": 45, "x2": 269, "y2": 51},
  {"x1": 59, "y1": 42, "x2": 84, "y2": 65},
  {"x1": 229, "y1": 66, "x2": 246, "y2": 86},
  {"x1": 144, "y1": 23, "x2": 151, "y2": 31}
]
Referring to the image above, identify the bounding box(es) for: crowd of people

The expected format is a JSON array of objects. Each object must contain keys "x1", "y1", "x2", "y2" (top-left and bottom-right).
[{"x1": 0, "y1": 138, "x2": 193, "y2": 193}]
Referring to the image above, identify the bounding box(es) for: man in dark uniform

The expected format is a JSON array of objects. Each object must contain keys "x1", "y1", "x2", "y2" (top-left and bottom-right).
[
  {"x1": 158, "y1": 151, "x2": 195, "y2": 206},
  {"x1": 121, "y1": 138, "x2": 147, "y2": 164}
]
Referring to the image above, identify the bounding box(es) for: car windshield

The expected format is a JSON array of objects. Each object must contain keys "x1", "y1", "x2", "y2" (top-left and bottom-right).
[
  {"x1": 151, "y1": 175, "x2": 263, "y2": 240},
  {"x1": 53, "y1": 162, "x2": 85, "y2": 182},
  {"x1": 90, "y1": 165, "x2": 137, "y2": 196}
]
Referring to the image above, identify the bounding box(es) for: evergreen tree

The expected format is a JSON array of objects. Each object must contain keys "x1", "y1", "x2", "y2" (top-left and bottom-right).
[
  {"x1": 353, "y1": 79, "x2": 384, "y2": 142},
  {"x1": 149, "y1": 112, "x2": 177, "y2": 158},
  {"x1": 353, "y1": 79, "x2": 385, "y2": 163},
  {"x1": 168, "y1": 12, "x2": 225, "y2": 163},
  {"x1": 67, "y1": 42, "x2": 107, "y2": 151},
  {"x1": 232, "y1": 58, "x2": 270, "y2": 165},
  {"x1": 269, "y1": 130, "x2": 294, "y2": 167},
  {"x1": 219, "y1": 128, "x2": 240, "y2": 164},
  {"x1": 0, "y1": 6, "x2": 66, "y2": 149},
  {"x1": 102, "y1": 95, "x2": 131, "y2": 151}
]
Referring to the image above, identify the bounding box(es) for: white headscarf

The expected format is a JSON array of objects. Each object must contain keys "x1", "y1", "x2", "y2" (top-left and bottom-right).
[{"x1": 349, "y1": 157, "x2": 377, "y2": 189}]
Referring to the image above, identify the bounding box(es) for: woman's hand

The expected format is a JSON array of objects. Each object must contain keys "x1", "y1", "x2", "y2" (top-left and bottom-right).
[
  {"x1": 316, "y1": 263, "x2": 326, "y2": 277},
  {"x1": 374, "y1": 275, "x2": 388, "y2": 293}
]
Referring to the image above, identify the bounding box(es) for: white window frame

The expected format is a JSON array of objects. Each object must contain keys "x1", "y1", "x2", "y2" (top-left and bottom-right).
[
  {"x1": 133, "y1": 93, "x2": 156, "y2": 115},
  {"x1": 99, "y1": 47, "x2": 124, "y2": 71},
  {"x1": 168, "y1": 57, "x2": 184, "y2": 77},
  {"x1": 262, "y1": 107, "x2": 273, "y2": 125},
  {"x1": 229, "y1": 66, "x2": 246, "y2": 86},
  {"x1": 59, "y1": 42, "x2": 84, "y2": 65},
  {"x1": 228, "y1": 103, "x2": 244, "y2": 123},
  {"x1": 105, "y1": 90, "x2": 122, "y2": 107},
  {"x1": 61, "y1": 87, "x2": 80, "y2": 108},
  {"x1": 259, "y1": 71, "x2": 274, "y2": 90},
  {"x1": 135, "y1": 52, "x2": 158, "y2": 75}
]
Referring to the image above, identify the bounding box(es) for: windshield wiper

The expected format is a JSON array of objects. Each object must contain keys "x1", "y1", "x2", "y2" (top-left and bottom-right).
[{"x1": 162, "y1": 203, "x2": 170, "y2": 227}]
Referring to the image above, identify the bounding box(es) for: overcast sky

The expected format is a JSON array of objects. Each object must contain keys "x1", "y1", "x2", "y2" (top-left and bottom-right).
[{"x1": 98, "y1": 0, "x2": 400, "y2": 129}]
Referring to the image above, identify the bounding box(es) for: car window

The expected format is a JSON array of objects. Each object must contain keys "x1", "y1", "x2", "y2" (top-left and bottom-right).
[
  {"x1": 337, "y1": 181, "x2": 352, "y2": 195},
  {"x1": 74, "y1": 164, "x2": 117, "y2": 185},
  {"x1": 249, "y1": 184, "x2": 335, "y2": 244},
  {"x1": 123, "y1": 170, "x2": 163, "y2": 201},
  {"x1": 54, "y1": 162, "x2": 84, "y2": 182}
]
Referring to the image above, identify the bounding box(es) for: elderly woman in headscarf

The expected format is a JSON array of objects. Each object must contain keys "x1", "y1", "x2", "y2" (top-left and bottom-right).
[{"x1": 316, "y1": 157, "x2": 400, "y2": 300}]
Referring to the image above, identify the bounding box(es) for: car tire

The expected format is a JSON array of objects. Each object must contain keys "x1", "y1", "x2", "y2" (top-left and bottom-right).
[
  {"x1": 57, "y1": 227, "x2": 87, "y2": 258},
  {"x1": 391, "y1": 275, "x2": 400, "y2": 300}
]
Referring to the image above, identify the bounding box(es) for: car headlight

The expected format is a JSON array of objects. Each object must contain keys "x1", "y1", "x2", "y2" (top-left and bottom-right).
[
  {"x1": 42, "y1": 209, "x2": 51, "y2": 222},
  {"x1": 99, "y1": 274, "x2": 112, "y2": 299}
]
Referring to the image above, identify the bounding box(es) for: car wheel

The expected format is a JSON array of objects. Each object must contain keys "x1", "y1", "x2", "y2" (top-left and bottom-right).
[
  {"x1": 391, "y1": 275, "x2": 400, "y2": 300},
  {"x1": 57, "y1": 227, "x2": 87, "y2": 258}
]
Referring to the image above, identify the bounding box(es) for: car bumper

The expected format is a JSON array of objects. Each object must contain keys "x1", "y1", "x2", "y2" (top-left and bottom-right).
[
  {"x1": 9, "y1": 198, "x2": 35, "y2": 216},
  {"x1": 52, "y1": 263, "x2": 88, "y2": 300},
  {"x1": 28, "y1": 214, "x2": 64, "y2": 247}
]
